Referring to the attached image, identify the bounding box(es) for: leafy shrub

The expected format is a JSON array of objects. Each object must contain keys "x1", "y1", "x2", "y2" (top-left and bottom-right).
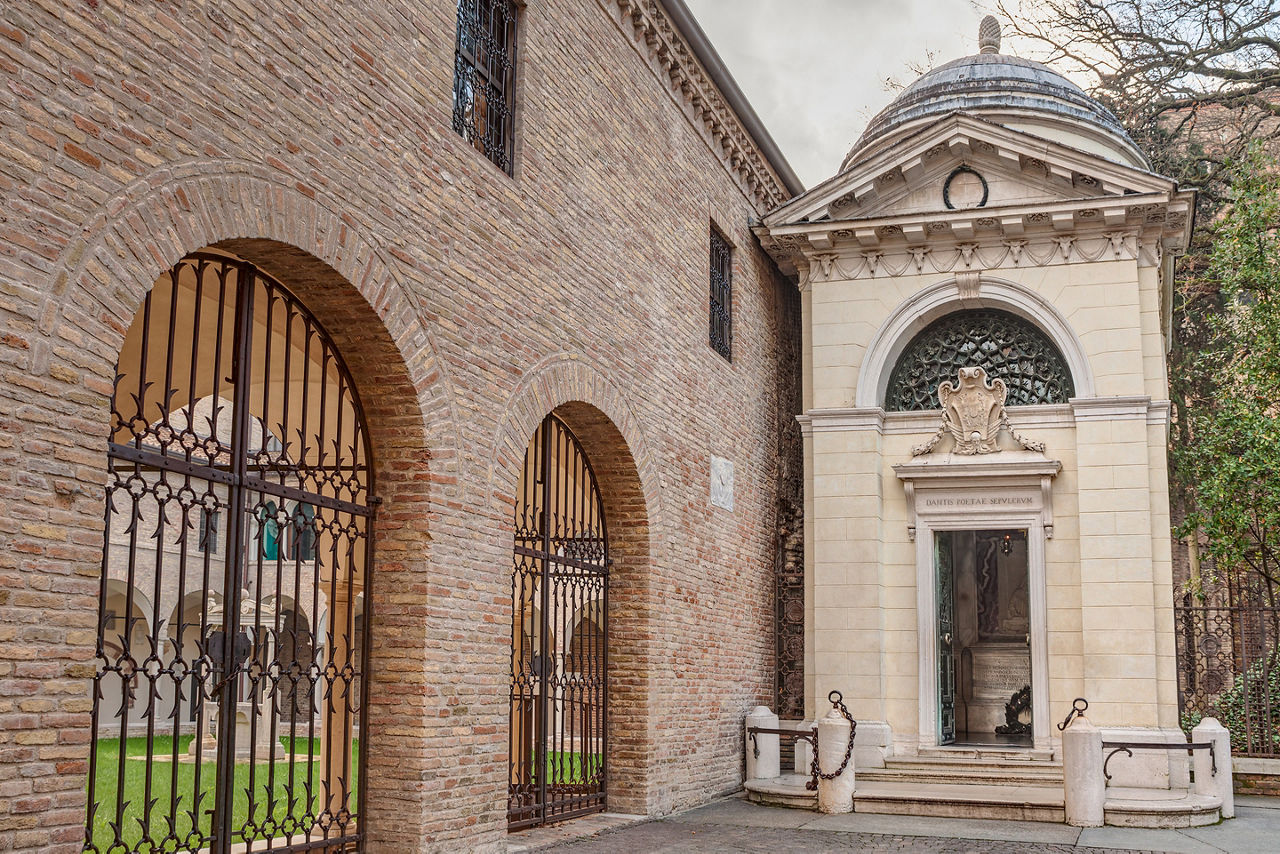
[{"x1": 1182, "y1": 648, "x2": 1280, "y2": 754}]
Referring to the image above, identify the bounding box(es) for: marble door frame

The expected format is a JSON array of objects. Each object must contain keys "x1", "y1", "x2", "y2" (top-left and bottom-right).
[{"x1": 914, "y1": 508, "x2": 1051, "y2": 752}]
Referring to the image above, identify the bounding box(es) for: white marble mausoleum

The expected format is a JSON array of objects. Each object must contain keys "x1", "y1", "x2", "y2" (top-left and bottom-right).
[{"x1": 756, "y1": 17, "x2": 1194, "y2": 781}]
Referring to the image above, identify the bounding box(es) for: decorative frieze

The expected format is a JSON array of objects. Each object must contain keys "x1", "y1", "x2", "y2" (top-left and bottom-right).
[{"x1": 796, "y1": 231, "x2": 1141, "y2": 282}]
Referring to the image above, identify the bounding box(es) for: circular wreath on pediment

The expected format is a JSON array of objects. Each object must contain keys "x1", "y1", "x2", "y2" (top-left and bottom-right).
[
  {"x1": 885, "y1": 308, "x2": 1075, "y2": 411},
  {"x1": 943, "y1": 165, "x2": 989, "y2": 210}
]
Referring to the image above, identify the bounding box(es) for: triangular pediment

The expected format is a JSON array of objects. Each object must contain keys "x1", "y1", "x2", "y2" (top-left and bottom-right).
[{"x1": 763, "y1": 114, "x2": 1177, "y2": 228}]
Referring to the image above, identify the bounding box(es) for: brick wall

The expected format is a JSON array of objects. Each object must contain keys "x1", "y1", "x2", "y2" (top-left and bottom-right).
[{"x1": 0, "y1": 1, "x2": 798, "y2": 850}]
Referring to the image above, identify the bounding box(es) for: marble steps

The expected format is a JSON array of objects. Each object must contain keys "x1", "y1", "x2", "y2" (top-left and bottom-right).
[
  {"x1": 916, "y1": 745, "x2": 1057, "y2": 762},
  {"x1": 1103, "y1": 787, "x2": 1222, "y2": 828},
  {"x1": 745, "y1": 761, "x2": 1221, "y2": 828},
  {"x1": 858, "y1": 781, "x2": 1223, "y2": 828},
  {"x1": 852, "y1": 779, "x2": 1066, "y2": 822},
  {"x1": 744, "y1": 773, "x2": 818, "y2": 808},
  {"x1": 860, "y1": 756, "x2": 1064, "y2": 787}
]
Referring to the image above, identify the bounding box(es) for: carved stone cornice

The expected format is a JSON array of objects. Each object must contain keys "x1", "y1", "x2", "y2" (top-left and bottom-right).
[
  {"x1": 894, "y1": 451, "x2": 1062, "y2": 540},
  {"x1": 759, "y1": 223, "x2": 1195, "y2": 286},
  {"x1": 796, "y1": 409, "x2": 886, "y2": 435},
  {"x1": 756, "y1": 192, "x2": 1193, "y2": 278},
  {"x1": 803, "y1": 400, "x2": 1168, "y2": 434},
  {"x1": 765, "y1": 113, "x2": 1184, "y2": 228},
  {"x1": 602, "y1": 0, "x2": 791, "y2": 211},
  {"x1": 1070, "y1": 396, "x2": 1154, "y2": 421}
]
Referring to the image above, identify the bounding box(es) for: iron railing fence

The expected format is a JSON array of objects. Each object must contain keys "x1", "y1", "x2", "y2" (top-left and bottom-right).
[
  {"x1": 88, "y1": 253, "x2": 374, "y2": 853},
  {"x1": 1175, "y1": 593, "x2": 1280, "y2": 757}
]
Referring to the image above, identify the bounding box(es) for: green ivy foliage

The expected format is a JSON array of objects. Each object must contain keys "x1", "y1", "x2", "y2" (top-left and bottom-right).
[{"x1": 1176, "y1": 144, "x2": 1280, "y2": 598}]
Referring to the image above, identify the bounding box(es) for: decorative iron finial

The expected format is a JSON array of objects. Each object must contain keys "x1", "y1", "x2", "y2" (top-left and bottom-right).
[{"x1": 978, "y1": 15, "x2": 1001, "y2": 54}]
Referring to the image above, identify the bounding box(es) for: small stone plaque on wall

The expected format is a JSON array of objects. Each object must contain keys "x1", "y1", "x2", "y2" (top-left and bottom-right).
[{"x1": 711, "y1": 455, "x2": 734, "y2": 512}]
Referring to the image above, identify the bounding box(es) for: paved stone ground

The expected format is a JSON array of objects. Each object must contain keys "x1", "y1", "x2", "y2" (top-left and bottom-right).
[{"x1": 518, "y1": 795, "x2": 1280, "y2": 853}]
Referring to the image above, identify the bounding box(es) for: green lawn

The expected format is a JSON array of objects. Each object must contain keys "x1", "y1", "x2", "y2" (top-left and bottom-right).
[
  {"x1": 537, "y1": 750, "x2": 601, "y2": 785},
  {"x1": 88, "y1": 734, "x2": 359, "y2": 852}
]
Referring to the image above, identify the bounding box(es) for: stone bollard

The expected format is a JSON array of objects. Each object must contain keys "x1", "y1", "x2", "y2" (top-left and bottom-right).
[
  {"x1": 745, "y1": 705, "x2": 780, "y2": 781},
  {"x1": 1062, "y1": 713, "x2": 1105, "y2": 827},
  {"x1": 817, "y1": 706, "x2": 855, "y2": 814},
  {"x1": 794, "y1": 718, "x2": 815, "y2": 776},
  {"x1": 1192, "y1": 717, "x2": 1234, "y2": 819}
]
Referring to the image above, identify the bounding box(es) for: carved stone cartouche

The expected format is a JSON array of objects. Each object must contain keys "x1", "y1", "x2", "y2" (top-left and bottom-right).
[{"x1": 912, "y1": 366, "x2": 1047, "y2": 456}]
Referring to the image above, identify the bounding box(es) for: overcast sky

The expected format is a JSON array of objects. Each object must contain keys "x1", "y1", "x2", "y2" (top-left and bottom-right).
[{"x1": 682, "y1": 1, "x2": 1038, "y2": 188}]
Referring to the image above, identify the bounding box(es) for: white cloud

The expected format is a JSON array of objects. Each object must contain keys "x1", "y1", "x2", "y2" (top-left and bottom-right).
[{"x1": 683, "y1": 0, "x2": 1031, "y2": 187}]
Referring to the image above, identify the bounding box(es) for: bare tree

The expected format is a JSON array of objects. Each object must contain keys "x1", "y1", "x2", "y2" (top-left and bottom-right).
[
  {"x1": 997, "y1": 0, "x2": 1280, "y2": 209},
  {"x1": 998, "y1": 2, "x2": 1280, "y2": 601}
]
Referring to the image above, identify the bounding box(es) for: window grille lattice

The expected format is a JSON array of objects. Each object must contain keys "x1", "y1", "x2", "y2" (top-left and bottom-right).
[
  {"x1": 453, "y1": 0, "x2": 518, "y2": 173},
  {"x1": 885, "y1": 309, "x2": 1074, "y2": 411},
  {"x1": 710, "y1": 228, "x2": 732, "y2": 360}
]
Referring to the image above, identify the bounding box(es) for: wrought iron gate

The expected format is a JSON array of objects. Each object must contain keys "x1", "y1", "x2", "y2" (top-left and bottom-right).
[
  {"x1": 508, "y1": 415, "x2": 608, "y2": 829},
  {"x1": 1176, "y1": 582, "x2": 1280, "y2": 757},
  {"x1": 88, "y1": 252, "x2": 374, "y2": 852}
]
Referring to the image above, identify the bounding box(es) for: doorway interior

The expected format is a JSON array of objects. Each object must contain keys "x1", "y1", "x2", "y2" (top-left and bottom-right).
[{"x1": 936, "y1": 529, "x2": 1033, "y2": 747}]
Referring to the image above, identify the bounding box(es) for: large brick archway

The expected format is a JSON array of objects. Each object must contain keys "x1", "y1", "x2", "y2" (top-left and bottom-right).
[
  {"x1": 6, "y1": 170, "x2": 448, "y2": 850},
  {"x1": 489, "y1": 356, "x2": 665, "y2": 820}
]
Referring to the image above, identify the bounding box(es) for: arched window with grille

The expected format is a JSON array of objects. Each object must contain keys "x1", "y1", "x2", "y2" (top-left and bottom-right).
[{"x1": 885, "y1": 308, "x2": 1075, "y2": 411}]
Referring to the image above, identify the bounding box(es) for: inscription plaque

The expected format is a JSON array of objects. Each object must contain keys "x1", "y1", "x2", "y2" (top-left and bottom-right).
[
  {"x1": 971, "y1": 645, "x2": 1030, "y2": 700},
  {"x1": 923, "y1": 494, "x2": 1035, "y2": 508}
]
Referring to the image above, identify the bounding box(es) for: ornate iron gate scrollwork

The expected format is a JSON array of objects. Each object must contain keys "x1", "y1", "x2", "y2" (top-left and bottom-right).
[
  {"x1": 508, "y1": 415, "x2": 608, "y2": 829},
  {"x1": 1176, "y1": 584, "x2": 1280, "y2": 757},
  {"x1": 88, "y1": 252, "x2": 375, "y2": 853}
]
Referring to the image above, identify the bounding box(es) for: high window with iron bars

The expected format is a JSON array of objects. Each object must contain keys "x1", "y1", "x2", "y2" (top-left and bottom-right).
[
  {"x1": 710, "y1": 226, "x2": 733, "y2": 360},
  {"x1": 452, "y1": 0, "x2": 519, "y2": 174}
]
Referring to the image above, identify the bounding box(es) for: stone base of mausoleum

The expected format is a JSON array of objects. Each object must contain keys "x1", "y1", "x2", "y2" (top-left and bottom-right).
[{"x1": 743, "y1": 749, "x2": 1226, "y2": 827}]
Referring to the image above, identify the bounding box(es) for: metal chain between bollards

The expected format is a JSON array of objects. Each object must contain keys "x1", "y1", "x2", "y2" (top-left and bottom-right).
[{"x1": 807, "y1": 690, "x2": 857, "y2": 790}]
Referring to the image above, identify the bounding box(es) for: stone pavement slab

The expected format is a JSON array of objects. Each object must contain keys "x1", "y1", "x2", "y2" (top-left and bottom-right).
[
  {"x1": 1179, "y1": 803, "x2": 1280, "y2": 851},
  {"x1": 524, "y1": 795, "x2": 1280, "y2": 853},
  {"x1": 530, "y1": 822, "x2": 1120, "y2": 853},
  {"x1": 1233, "y1": 795, "x2": 1280, "y2": 810},
  {"x1": 508, "y1": 812, "x2": 648, "y2": 851},
  {"x1": 663, "y1": 798, "x2": 821, "y2": 829},
  {"x1": 800, "y1": 811, "x2": 1082, "y2": 845},
  {"x1": 1075, "y1": 827, "x2": 1225, "y2": 853}
]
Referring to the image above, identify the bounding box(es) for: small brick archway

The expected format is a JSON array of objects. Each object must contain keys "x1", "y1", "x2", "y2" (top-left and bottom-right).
[{"x1": 490, "y1": 357, "x2": 665, "y2": 823}]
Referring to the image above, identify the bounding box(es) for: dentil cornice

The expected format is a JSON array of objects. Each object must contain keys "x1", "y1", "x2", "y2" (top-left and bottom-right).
[{"x1": 602, "y1": 0, "x2": 791, "y2": 211}]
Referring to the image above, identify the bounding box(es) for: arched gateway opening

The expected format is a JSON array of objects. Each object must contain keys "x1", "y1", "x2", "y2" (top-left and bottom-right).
[
  {"x1": 508, "y1": 414, "x2": 608, "y2": 829},
  {"x1": 89, "y1": 252, "x2": 374, "y2": 852}
]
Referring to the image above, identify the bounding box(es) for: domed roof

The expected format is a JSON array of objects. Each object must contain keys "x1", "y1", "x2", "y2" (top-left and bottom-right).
[{"x1": 843, "y1": 17, "x2": 1146, "y2": 170}]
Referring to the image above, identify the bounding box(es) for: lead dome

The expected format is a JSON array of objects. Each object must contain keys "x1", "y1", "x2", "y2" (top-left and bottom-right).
[{"x1": 843, "y1": 16, "x2": 1147, "y2": 170}]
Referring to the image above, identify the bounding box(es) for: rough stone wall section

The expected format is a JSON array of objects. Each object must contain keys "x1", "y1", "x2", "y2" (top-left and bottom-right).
[
  {"x1": 773, "y1": 271, "x2": 805, "y2": 719},
  {"x1": 0, "y1": 1, "x2": 796, "y2": 851}
]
